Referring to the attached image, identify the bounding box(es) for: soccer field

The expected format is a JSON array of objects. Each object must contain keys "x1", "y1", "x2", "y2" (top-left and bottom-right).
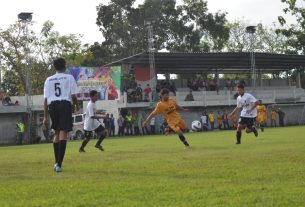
[{"x1": 1, "y1": 126, "x2": 305, "y2": 207}]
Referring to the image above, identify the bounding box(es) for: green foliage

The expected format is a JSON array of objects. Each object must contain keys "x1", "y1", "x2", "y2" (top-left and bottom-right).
[
  {"x1": 96, "y1": 0, "x2": 230, "y2": 58},
  {"x1": 1, "y1": 126, "x2": 305, "y2": 206},
  {"x1": 278, "y1": 0, "x2": 305, "y2": 54},
  {"x1": 0, "y1": 21, "x2": 83, "y2": 95}
]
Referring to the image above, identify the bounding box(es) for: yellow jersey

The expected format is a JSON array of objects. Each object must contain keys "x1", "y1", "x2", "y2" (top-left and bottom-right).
[
  {"x1": 208, "y1": 113, "x2": 215, "y2": 122},
  {"x1": 152, "y1": 98, "x2": 182, "y2": 124}
]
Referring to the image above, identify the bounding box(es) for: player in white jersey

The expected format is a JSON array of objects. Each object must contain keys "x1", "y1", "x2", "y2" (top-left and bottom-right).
[
  {"x1": 79, "y1": 90, "x2": 108, "y2": 152},
  {"x1": 43, "y1": 57, "x2": 79, "y2": 172},
  {"x1": 229, "y1": 84, "x2": 259, "y2": 144}
]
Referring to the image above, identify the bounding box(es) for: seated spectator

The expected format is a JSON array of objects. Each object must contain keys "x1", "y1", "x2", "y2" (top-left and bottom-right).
[
  {"x1": 15, "y1": 100, "x2": 20, "y2": 105},
  {"x1": 135, "y1": 84, "x2": 143, "y2": 102},
  {"x1": 2, "y1": 96, "x2": 12, "y2": 106},
  {"x1": 144, "y1": 84, "x2": 152, "y2": 101},
  {"x1": 169, "y1": 82, "x2": 177, "y2": 96},
  {"x1": 184, "y1": 90, "x2": 194, "y2": 101}
]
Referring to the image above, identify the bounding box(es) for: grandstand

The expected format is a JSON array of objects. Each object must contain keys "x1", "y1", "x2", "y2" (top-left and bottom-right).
[{"x1": 1, "y1": 52, "x2": 305, "y2": 144}]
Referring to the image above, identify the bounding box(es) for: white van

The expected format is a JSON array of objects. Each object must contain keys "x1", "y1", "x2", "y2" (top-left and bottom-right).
[{"x1": 70, "y1": 113, "x2": 85, "y2": 140}]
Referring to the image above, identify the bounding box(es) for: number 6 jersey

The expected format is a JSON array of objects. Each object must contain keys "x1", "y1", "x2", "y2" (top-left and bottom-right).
[{"x1": 44, "y1": 72, "x2": 79, "y2": 104}]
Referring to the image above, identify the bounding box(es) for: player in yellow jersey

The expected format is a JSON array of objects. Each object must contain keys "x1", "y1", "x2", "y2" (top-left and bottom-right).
[
  {"x1": 143, "y1": 88, "x2": 190, "y2": 148},
  {"x1": 256, "y1": 100, "x2": 267, "y2": 132}
]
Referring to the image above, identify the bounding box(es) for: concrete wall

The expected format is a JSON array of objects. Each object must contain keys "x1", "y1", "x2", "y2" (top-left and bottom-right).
[
  {"x1": 0, "y1": 114, "x2": 24, "y2": 144},
  {"x1": 128, "y1": 103, "x2": 305, "y2": 133}
]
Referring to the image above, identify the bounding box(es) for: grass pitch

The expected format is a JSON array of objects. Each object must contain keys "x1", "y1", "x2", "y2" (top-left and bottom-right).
[{"x1": 1, "y1": 126, "x2": 305, "y2": 207}]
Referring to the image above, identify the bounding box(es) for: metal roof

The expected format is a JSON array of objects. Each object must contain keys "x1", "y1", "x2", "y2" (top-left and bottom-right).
[{"x1": 108, "y1": 52, "x2": 305, "y2": 74}]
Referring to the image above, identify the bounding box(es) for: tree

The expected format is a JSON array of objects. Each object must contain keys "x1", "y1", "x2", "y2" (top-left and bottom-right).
[
  {"x1": 96, "y1": 0, "x2": 230, "y2": 58},
  {"x1": 278, "y1": 0, "x2": 305, "y2": 54},
  {"x1": 225, "y1": 20, "x2": 289, "y2": 53},
  {"x1": 0, "y1": 21, "x2": 83, "y2": 95}
]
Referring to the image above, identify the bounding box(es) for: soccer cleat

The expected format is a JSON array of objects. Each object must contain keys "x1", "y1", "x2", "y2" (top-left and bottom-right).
[
  {"x1": 79, "y1": 148, "x2": 86, "y2": 153},
  {"x1": 236, "y1": 141, "x2": 241, "y2": 144},
  {"x1": 95, "y1": 145, "x2": 105, "y2": 151},
  {"x1": 252, "y1": 126, "x2": 258, "y2": 137},
  {"x1": 184, "y1": 145, "x2": 190, "y2": 150},
  {"x1": 55, "y1": 165, "x2": 62, "y2": 173}
]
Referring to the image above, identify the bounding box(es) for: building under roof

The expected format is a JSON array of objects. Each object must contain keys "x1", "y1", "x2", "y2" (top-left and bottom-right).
[{"x1": 108, "y1": 52, "x2": 305, "y2": 74}]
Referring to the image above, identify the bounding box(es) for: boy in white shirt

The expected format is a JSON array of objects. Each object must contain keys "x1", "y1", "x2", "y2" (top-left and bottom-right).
[
  {"x1": 229, "y1": 84, "x2": 259, "y2": 144},
  {"x1": 43, "y1": 57, "x2": 79, "y2": 172},
  {"x1": 79, "y1": 90, "x2": 108, "y2": 152}
]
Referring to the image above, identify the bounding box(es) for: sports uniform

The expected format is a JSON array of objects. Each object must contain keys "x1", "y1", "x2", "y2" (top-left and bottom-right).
[{"x1": 151, "y1": 98, "x2": 187, "y2": 133}]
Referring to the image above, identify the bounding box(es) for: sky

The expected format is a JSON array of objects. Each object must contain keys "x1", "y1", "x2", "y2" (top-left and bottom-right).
[{"x1": 0, "y1": 0, "x2": 298, "y2": 44}]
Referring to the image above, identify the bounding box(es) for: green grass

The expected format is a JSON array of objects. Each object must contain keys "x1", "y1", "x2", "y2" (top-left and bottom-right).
[{"x1": 1, "y1": 126, "x2": 305, "y2": 207}]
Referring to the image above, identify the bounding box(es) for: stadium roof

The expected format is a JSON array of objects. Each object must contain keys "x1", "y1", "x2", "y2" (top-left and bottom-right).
[{"x1": 108, "y1": 52, "x2": 305, "y2": 74}]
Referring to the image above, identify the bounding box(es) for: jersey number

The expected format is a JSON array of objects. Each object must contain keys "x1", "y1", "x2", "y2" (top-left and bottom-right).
[{"x1": 54, "y1": 83, "x2": 61, "y2": 97}]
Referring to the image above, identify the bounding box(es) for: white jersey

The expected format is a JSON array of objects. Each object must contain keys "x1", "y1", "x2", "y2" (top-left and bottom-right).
[
  {"x1": 84, "y1": 101, "x2": 101, "y2": 131},
  {"x1": 237, "y1": 93, "x2": 258, "y2": 118},
  {"x1": 200, "y1": 115, "x2": 208, "y2": 125},
  {"x1": 44, "y1": 72, "x2": 79, "y2": 105}
]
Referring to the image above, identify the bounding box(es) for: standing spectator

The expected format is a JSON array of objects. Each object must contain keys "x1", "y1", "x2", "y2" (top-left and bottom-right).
[
  {"x1": 109, "y1": 114, "x2": 115, "y2": 136},
  {"x1": 231, "y1": 111, "x2": 238, "y2": 130},
  {"x1": 226, "y1": 78, "x2": 231, "y2": 92},
  {"x1": 140, "y1": 114, "x2": 150, "y2": 135},
  {"x1": 200, "y1": 111, "x2": 209, "y2": 131},
  {"x1": 103, "y1": 114, "x2": 110, "y2": 135},
  {"x1": 16, "y1": 120, "x2": 25, "y2": 145},
  {"x1": 150, "y1": 117, "x2": 156, "y2": 134},
  {"x1": 271, "y1": 109, "x2": 277, "y2": 127},
  {"x1": 217, "y1": 111, "x2": 222, "y2": 130},
  {"x1": 133, "y1": 113, "x2": 140, "y2": 135},
  {"x1": 169, "y1": 82, "x2": 177, "y2": 96},
  {"x1": 117, "y1": 114, "x2": 125, "y2": 136},
  {"x1": 125, "y1": 113, "x2": 133, "y2": 135},
  {"x1": 277, "y1": 108, "x2": 285, "y2": 127},
  {"x1": 222, "y1": 111, "x2": 229, "y2": 129},
  {"x1": 208, "y1": 111, "x2": 215, "y2": 130}
]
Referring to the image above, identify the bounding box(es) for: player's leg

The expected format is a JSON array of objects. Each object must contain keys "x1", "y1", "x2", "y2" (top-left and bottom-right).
[
  {"x1": 53, "y1": 130, "x2": 60, "y2": 170},
  {"x1": 54, "y1": 130, "x2": 68, "y2": 172},
  {"x1": 170, "y1": 120, "x2": 190, "y2": 148},
  {"x1": 79, "y1": 131, "x2": 91, "y2": 152},
  {"x1": 236, "y1": 117, "x2": 247, "y2": 144},
  {"x1": 245, "y1": 118, "x2": 258, "y2": 137},
  {"x1": 95, "y1": 125, "x2": 107, "y2": 151},
  {"x1": 55, "y1": 101, "x2": 73, "y2": 172}
]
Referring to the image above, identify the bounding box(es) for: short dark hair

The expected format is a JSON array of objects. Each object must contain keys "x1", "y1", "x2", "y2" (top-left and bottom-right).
[
  {"x1": 89, "y1": 90, "x2": 98, "y2": 97},
  {"x1": 160, "y1": 88, "x2": 170, "y2": 96},
  {"x1": 53, "y1": 57, "x2": 66, "y2": 71},
  {"x1": 237, "y1": 83, "x2": 244, "y2": 89}
]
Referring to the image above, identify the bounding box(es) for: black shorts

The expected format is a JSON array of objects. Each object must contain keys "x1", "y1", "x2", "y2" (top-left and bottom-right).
[
  {"x1": 84, "y1": 125, "x2": 105, "y2": 138},
  {"x1": 238, "y1": 117, "x2": 256, "y2": 129},
  {"x1": 49, "y1": 100, "x2": 73, "y2": 132}
]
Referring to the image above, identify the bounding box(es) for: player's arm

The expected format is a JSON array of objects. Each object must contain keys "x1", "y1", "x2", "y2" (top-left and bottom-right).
[
  {"x1": 142, "y1": 112, "x2": 155, "y2": 127},
  {"x1": 176, "y1": 104, "x2": 189, "y2": 112},
  {"x1": 72, "y1": 94, "x2": 79, "y2": 112},
  {"x1": 229, "y1": 106, "x2": 240, "y2": 118},
  {"x1": 43, "y1": 98, "x2": 48, "y2": 129},
  {"x1": 246, "y1": 100, "x2": 259, "y2": 113}
]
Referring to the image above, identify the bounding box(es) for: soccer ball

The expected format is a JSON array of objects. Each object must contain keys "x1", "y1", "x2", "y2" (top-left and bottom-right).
[{"x1": 191, "y1": 120, "x2": 202, "y2": 132}]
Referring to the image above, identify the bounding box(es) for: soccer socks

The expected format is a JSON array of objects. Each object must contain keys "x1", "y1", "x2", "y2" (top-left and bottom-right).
[
  {"x1": 58, "y1": 140, "x2": 67, "y2": 168},
  {"x1": 236, "y1": 131, "x2": 241, "y2": 143},
  {"x1": 178, "y1": 134, "x2": 189, "y2": 146},
  {"x1": 53, "y1": 142, "x2": 59, "y2": 164},
  {"x1": 80, "y1": 139, "x2": 89, "y2": 150},
  {"x1": 96, "y1": 134, "x2": 106, "y2": 146}
]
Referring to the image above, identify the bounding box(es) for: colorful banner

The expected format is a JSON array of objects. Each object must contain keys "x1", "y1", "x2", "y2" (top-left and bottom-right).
[{"x1": 68, "y1": 66, "x2": 121, "y2": 101}]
